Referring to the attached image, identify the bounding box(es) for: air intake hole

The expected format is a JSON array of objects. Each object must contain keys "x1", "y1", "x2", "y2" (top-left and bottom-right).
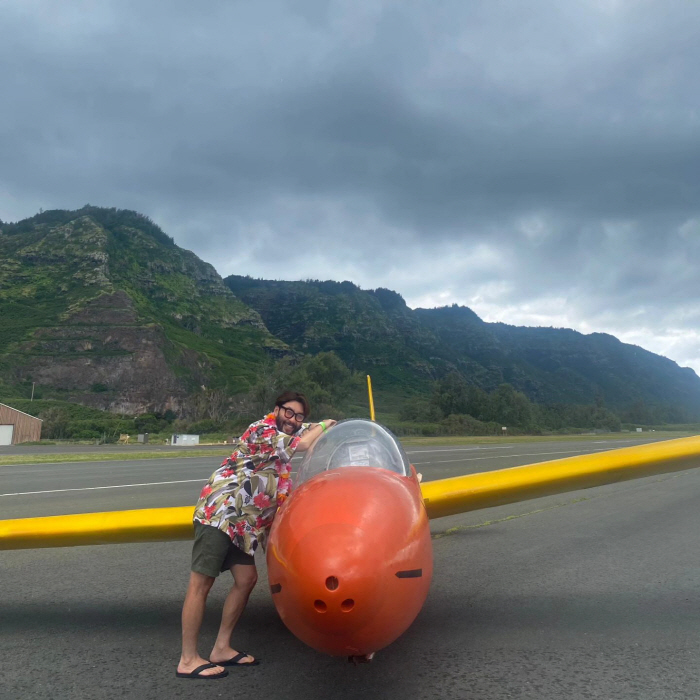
[
  {"x1": 341, "y1": 599, "x2": 355, "y2": 612},
  {"x1": 314, "y1": 600, "x2": 327, "y2": 613},
  {"x1": 325, "y1": 576, "x2": 339, "y2": 590}
]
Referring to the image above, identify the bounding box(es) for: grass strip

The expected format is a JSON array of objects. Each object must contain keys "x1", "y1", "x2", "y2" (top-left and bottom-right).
[
  {"x1": 0, "y1": 448, "x2": 231, "y2": 466},
  {"x1": 1, "y1": 432, "x2": 692, "y2": 466}
]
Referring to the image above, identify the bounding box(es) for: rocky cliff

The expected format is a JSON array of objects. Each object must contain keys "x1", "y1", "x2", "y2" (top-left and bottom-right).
[{"x1": 0, "y1": 207, "x2": 285, "y2": 414}]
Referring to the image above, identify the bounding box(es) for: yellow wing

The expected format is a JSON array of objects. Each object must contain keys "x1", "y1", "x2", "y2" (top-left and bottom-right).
[
  {"x1": 421, "y1": 434, "x2": 700, "y2": 518},
  {"x1": 2, "y1": 435, "x2": 700, "y2": 550}
]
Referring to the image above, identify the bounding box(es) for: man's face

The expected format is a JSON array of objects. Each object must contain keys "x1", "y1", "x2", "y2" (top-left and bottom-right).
[{"x1": 274, "y1": 400, "x2": 306, "y2": 435}]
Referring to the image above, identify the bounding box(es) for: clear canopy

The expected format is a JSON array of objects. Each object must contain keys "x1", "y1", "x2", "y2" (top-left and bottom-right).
[{"x1": 295, "y1": 419, "x2": 411, "y2": 486}]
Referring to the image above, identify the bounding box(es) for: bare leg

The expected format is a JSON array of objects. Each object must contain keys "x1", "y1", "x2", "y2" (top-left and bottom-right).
[
  {"x1": 177, "y1": 571, "x2": 224, "y2": 676},
  {"x1": 209, "y1": 563, "x2": 258, "y2": 664}
]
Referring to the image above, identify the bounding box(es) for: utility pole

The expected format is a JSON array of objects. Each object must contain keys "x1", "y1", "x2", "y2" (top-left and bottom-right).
[{"x1": 31, "y1": 382, "x2": 35, "y2": 401}]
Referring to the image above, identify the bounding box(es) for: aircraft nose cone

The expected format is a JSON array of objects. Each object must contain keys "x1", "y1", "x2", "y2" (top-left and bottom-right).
[
  {"x1": 277, "y1": 523, "x2": 386, "y2": 637},
  {"x1": 267, "y1": 466, "x2": 433, "y2": 656}
]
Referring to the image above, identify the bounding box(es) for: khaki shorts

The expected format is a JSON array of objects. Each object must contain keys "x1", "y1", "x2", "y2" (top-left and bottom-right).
[{"x1": 191, "y1": 521, "x2": 255, "y2": 578}]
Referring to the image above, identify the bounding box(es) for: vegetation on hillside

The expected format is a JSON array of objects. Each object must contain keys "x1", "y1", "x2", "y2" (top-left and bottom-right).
[
  {"x1": 2, "y1": 208, "x2": 700, "y2": 441},
  {"x1": 226, "y1": 275, "x2": 700, "y2": 421},
  {"x1": 2, "y1": 351, "x2": 693, "y2": 441},
  {"x1": 0, "y1": 207, "x2": 285, "y2": 414}
]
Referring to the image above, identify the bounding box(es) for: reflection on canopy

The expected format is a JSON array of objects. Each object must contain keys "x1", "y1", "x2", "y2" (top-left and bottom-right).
[{"x1": 295, "y1": 419, "x2": 410, "y2": 485}]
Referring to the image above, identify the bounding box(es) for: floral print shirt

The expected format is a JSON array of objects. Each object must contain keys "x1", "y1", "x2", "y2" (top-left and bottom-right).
[{"x1": 193, "y1": 413, "x2": 308, "y2": 555}]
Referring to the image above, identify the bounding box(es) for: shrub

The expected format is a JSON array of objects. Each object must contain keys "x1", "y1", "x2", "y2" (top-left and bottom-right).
[
  {"x1": 441, "y1": 414, "x2": 499, "y2": 436},
  {"x1": 186, "y1": 419, "x2": 221, "y2": 434}
]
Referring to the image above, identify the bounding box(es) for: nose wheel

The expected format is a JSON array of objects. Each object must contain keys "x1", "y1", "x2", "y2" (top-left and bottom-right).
[{"x1": 348, "y1": 652, "x2": 375, "y2": 665}]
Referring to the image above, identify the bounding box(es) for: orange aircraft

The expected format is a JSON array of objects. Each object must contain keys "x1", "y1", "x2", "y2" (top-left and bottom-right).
[{"x1": 267, "y1": 420, "x2": 432, "y2": 660}]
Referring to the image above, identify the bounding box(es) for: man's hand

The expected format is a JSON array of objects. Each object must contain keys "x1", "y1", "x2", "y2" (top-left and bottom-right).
[{"x1": 297, "y1": 419, "x2": 338, "y2": 451}]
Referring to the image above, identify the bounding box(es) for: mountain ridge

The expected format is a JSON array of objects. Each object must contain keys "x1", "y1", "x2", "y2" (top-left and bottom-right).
[
  {"x1": 225, "y1": 274, "x2": 700, "y2": 419},
  {"x1": 1, "y1": 206, "x2": 698, "y2": 424}
]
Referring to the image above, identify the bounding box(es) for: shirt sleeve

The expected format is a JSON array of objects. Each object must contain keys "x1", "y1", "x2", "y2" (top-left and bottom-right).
[
  {"x1": 275, "y1": 423, "x2": 314, "y2": 461},
  {"x1": 240, "y1": 421, "x2": 297, "y2": 461}
]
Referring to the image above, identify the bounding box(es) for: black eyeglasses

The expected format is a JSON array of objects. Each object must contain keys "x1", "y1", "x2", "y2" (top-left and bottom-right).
[{"x1": 280, "y1": 405, "x2": 305, "y2": 422}]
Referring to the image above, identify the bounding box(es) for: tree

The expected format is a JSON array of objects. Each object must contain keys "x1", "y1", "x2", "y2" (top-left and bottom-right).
[
  {"x1": 193, "y1": 388, "x2": 231, "y2": 423},
  {"x1": 624, "y1": 399, "x2": 655, "y2": 425},
  {"x1": 289, "y1": 352, "x2": 362, "y2": 410},
  {"x1": 431, "y1": 372, "x2": 470, "y2": 417},
  {"x1": 39, "y1": 408, "x2": 69, "y2": 439},
  {"x1": 488, "y1": 384, "x2": 532, "y2": 428},
  {"x1": 464, "y1": 385, "x2": 489, "y2": 421},
  {"x1": 238, "y1": 351, "x2": 361, "y2": 421},
  {"x1": 399, "y1": 397, "x2": 442, "y2": 423}
]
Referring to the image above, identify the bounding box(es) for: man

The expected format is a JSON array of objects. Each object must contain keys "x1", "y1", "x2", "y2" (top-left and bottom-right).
[{"x1": 176, "y1": 391, "x2": 337, "y2": 679}]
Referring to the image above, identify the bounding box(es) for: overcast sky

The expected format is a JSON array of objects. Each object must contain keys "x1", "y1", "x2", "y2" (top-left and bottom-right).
[{"x1": 2, "y1": 1, "x2": 700, "y2": 373}]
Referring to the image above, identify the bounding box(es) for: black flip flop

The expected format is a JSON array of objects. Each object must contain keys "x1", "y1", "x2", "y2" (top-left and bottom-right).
[
  {"x1": 176, "y1": 662, "x2": 229, "y2": 679},
  {"x1": 216, "y1": 652, "x2": 260, "y2": 667}
]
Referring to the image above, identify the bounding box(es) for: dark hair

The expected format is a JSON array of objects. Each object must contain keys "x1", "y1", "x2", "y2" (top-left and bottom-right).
[{"x1": 275, "y1": 390, "x2": 310, "y2": 418}]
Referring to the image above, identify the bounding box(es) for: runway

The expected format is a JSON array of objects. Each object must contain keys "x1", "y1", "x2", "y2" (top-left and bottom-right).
[
  {"x1": 0, "y1": 437, "x2": 657, "y2": 518},
  {"x1": 1, "y1": 436, "x2": 699, "y2": 699}
]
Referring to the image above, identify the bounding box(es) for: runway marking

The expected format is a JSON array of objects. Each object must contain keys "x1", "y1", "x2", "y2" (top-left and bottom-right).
[
  {"x1": 405, "y1": 446, "x2": 515, "y2": 454},
  {"x1": 407, "y1": 441, "x2": 643, "y2": 456},
  {"x1": 0, "y1": 457, "x2": 218, "y2": 469},
  {"x1": 412, "y1": 448, "x2": 609, "y2": 466},
  {"x1": 591, "y1": 440, "x2": 640, "y2": 445},
  {"x1": 0, "y1": 478, "x2": 206, "y2": 498},
  {"x1": 0, "y1": 441, "x2": 650, "y2": 469},
  {"x1": 0, "y1": 448, "x2": 620, "y2": 497},
  {"x1": 405, "y1": 440, "x2": 639, "y2": 457}
]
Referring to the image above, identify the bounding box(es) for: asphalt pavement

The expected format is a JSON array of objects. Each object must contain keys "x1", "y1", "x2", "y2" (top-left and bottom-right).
[
  {"x1": 1, "y1": 436, "x2": 699, "y2": 699},
  {"x1": 0, "y1": 437, "x2": 658, "y2": 519}
]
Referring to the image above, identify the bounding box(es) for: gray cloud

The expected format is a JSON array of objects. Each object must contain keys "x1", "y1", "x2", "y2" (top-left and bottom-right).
[{"x1": 2, "y1": 0, "x2": 700, "y2": 372}]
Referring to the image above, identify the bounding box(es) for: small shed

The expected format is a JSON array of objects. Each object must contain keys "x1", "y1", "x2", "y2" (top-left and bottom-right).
[
  {"x1": 171, "y1": 434, "x2": 199, "y2": 446},
  {"x1": 0, "y1": 403, "x2": 43, "y2": 445}
]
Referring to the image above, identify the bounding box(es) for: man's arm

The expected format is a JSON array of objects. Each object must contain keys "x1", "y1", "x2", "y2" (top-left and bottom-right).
[{"x1": 296, "y1": 420, "x2": 337, "y2": 452}]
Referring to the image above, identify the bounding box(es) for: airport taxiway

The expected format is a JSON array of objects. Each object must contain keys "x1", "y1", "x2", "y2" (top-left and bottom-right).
[{"x1": 1, "y1": 436, "x2": 698, "y2": 699}]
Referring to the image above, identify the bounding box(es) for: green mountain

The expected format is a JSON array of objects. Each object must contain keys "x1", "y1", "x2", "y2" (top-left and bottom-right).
[
  {"x1": 225, "y1": 275, "x2": 700, "y2": 420},
  {"x1": 0, "y1": 207, "x2": 285, "y2": 414},
  {"x1": 2, "y1": 206, "x2": 699, "y2": 424},
  {"x1": 221, "y1": 277, "x2": 441, "y2": 393}
]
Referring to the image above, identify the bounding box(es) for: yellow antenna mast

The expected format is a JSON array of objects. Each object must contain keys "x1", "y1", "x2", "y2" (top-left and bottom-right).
[{"x1": 366, "y1": 375, "x2": 376, "y2": 421}]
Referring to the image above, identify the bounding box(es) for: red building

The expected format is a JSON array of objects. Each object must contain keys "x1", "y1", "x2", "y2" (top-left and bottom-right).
[{"x1": 0, "y1": 404, "x2": 43, "y2": 445}]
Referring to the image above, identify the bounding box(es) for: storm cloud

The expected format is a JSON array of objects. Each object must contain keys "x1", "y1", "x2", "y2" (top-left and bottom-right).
[{"x1": 2, "y1": 0, "x2": 700, "y2": 371}]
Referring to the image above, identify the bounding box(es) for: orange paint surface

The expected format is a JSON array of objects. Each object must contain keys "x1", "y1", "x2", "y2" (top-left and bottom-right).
[{"x1": 267, "y1": 466, "x2": 432, "y2": 656}]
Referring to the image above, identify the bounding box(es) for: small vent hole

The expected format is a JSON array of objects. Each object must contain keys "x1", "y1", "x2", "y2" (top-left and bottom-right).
[
  {"x1": 314, "y1": 600, "x2": 327, "y2": 613},
  {"x1": 341, "y1": 599, "x2": 355, "y2": 612},
  {"x1": 325, "y1": 576, "x2": 339, "y2": 591}
]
